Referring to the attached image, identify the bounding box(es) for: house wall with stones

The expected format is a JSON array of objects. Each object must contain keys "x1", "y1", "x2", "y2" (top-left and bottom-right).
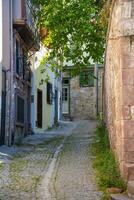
[
  {"x1": 104, "y1": 0, "x2": 134, "y2": 184},
  {"x1": 70, "y1": 76, "x2": 96, "y2": 119},
  {"x1": 63, "y1": 66, "x2": 103, "y2": 120}
]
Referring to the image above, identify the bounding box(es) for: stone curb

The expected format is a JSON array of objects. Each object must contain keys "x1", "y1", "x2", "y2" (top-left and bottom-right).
[{"x1": 111, "y1": 194, "x2": 133, "y2": 200}]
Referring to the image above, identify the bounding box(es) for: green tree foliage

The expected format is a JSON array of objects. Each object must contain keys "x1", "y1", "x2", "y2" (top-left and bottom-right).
[{"x1": 32, "y1": 0, "x2": 109, "y2": 74}]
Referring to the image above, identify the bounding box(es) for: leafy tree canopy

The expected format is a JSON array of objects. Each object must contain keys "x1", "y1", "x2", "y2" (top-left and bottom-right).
[{"x1": 32, "y1": 0, "x2": 109, "y2": 75}]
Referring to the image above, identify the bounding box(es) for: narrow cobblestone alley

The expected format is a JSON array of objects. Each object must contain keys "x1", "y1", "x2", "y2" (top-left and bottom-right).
[
  {"x1": 0, "y1": 120, "x2": 102, "y2": 200},
  {"x1": 48, "y1": 120, "x2": 102, "y2": 200}
]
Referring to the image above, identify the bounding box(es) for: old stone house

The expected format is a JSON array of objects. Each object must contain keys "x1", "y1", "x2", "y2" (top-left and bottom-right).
[
  {"x1": 104, "y1": 0, "x2": 134, "y2": 196},
  {"x1": 62, "y1": 64, "x2": 103, "y2": 120}
]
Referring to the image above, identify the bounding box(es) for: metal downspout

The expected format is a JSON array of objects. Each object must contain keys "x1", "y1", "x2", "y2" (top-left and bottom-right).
[
  {"x1": 95, "y1": 63, "x2": 99, "y2": 115},
  {"x1": 8, "y1": 0, "x2": 13, "y2": 146}
]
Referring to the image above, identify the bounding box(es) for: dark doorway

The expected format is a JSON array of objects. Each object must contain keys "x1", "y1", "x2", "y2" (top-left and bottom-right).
[
  {"x1": 0, "y1": 71, "x2": 6, "y2": 145},
  {"x1": 54, "y1": 90, "x2": 58, "y2": 123},
  {"x1": 25, "y1": 86, "x2": 31, "y2": 136},
  {"x1": 37, "y1": 89, "x2": 42, "y2": 128}
]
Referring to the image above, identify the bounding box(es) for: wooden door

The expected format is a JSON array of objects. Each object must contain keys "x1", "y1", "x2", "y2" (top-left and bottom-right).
[
  {"x1": 62, "y1": 86, "x2": 69, "y2": 114},
  {"x1": 54, "y1": 90, "x2": 58, "y2": 123},
  {"x1": 37, "y1": 89, "x2": 42, "y2": 128}
]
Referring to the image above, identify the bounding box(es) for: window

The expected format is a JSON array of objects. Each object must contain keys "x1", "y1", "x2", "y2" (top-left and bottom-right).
[
  {"x1": 47, "y1": 82, "x2": 52, "y2": 105},
  {"x1": 16, "y1": 40, "x2": 20, "y2": 75},
  {"x1": 62, "y1": 88, "x2": 68, "y2": 101},
  {"x1": 16, "y1": 95, "x2": 25, "y2": 123},
  {"x1": 79, "y1": 69, "x2": 94, "y2": 87},
  {"x1": 15, "y1": 39, "x2": 29, "y2": 80},
  {"x1": 62, "y1": 79, "x2": 69, "y2": 85}
]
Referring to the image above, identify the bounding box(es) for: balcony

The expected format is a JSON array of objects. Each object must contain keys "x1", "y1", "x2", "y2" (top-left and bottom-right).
[{"x1": 13, "y1": 0, "x2": 40, "y2": 51}]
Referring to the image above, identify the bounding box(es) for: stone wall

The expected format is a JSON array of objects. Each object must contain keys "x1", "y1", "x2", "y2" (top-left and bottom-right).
[
  {"x1": 70, "y1": 67, "x2": 103, "y2": 120},
  {"x1": 70, "y1": 77, "x2": 96, "y2": 119},
  {"x1": 104, "y1": 0, "x2": 134, "y2": 182}
]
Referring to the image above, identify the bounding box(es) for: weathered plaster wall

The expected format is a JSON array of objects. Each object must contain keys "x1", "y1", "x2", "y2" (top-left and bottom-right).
[
  {"x1": 105, "y1": 0, "x2": 134, "y2": 181},
  {"x1": 0, "y1": 0, "x2": 14, "y2": 145}
]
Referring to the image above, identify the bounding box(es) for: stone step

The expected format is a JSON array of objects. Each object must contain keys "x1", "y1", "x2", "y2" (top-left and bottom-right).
[
  {"x1": 124, "y1": 164, "x2": 134, "y2": 181},
  {"x1": 127, "y1": 181, "x2": 134, "y2": 198},
  {"x1": 110, "y1": 194, "x2": 133, "y2": 200}
]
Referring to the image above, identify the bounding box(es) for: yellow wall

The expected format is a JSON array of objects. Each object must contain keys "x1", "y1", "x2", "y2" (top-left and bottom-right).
[{"x1": 32, "y1": 47, "x2": 55, "y2": 133}]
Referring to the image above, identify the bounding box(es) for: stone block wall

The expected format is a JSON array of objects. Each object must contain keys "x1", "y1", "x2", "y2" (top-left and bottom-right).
[
  {"x1": 104, "y1": 0, "x2": 134, "y2": 181},
  {"x1": 70, "y1": 67, "x2": 103, "y2": 119},
  {"x1": 70, "y1": 77, "x2": 96, "y2": 119}
]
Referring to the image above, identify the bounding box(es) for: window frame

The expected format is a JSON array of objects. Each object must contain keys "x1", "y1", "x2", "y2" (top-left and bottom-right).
[
  {"x1": 15, "y1": 39, "x2": 29, "y2": 80},
  {"x1": 79, "y1": 69, "x2": 94, "y2": 88}
]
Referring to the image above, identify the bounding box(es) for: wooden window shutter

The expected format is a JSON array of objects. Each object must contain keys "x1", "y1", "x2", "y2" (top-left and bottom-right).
[{"x1": 47, "y1": 82, "x2": 52, "y2": 105}]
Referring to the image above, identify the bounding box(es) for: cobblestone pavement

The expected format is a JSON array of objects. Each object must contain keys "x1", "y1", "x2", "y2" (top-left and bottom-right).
[
  {"x1": 49, "y1": 120, "x2": 102, "y2": 200},
  {"x1": 0, "y1": 120, "x2": 102, "y2": 200}
]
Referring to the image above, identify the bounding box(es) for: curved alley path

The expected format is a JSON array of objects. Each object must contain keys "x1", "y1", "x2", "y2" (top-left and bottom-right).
[{"x1": 0, "y1": 120, "x2": 102, "y2": 200}]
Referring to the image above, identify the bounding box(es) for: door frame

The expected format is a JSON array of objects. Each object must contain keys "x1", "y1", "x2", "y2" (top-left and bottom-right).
[
  {"x1": 37, "y1": 89, "x2": 43, "y2": 128},
  {"x1": 54, "y1": 89, "x2": 58, "y2": 123},
  {"x1": 62, "y1": 78, "x2": 70, "y2": 115}
]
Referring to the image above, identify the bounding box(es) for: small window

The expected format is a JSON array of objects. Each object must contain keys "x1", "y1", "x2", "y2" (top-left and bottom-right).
[
  {"x1": 16, "y1": 95, "x2": 25, "y2": 123},
  {"x1": 62, "y1": 88, "x2": 68, "y2": 101},
  {"x1": 47, "y1": 82, "x2": 52, "y2": 105},
  {"x1": 16, "y1": 40, "x2": 20, "y2": 75},
  {"x1": 62, "y1": 79, "x2": 69, "y2": 85},
  {"x1": 80, "y1": 69, "x2": 94, "y2": 87}
]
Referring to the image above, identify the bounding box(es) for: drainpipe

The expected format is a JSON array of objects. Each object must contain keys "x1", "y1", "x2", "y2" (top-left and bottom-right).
[
  {"x1": 95, "y1": 63, "x2": 99, "y2": 116},
  {"x1": 8, "y1": 0, "x2": 13, "y2": 146}
]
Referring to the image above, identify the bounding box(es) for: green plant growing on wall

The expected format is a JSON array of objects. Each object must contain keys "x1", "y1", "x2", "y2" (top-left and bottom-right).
[{"x1": 92, "y1": 122, "x2": 126, "y2": 200}]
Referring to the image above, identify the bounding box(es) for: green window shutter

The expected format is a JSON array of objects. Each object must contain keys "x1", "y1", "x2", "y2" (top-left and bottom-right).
[{"x1": 79, "y1": 69, "x2": 94, "y2": 87}]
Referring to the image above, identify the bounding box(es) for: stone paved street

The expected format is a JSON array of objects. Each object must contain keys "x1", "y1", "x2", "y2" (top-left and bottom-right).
[
  {"x1": 49, "y1": 120, "x2": 102, "y2": 200},
  {"x1": 0, "y1": 120, "x2": 102, "y2": 200}
]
